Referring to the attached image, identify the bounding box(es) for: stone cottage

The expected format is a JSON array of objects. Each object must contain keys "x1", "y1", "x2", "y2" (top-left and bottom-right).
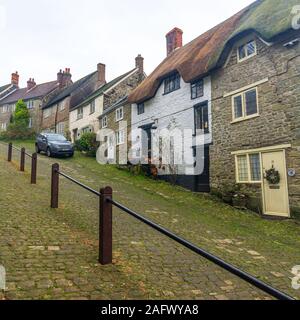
[
  {"x1": 69, "y1": 55, "x2": 145, "y2": 143},
  {"x1": 209, "y1": 0, "x2": 300, "y2": 217},
  {"x1": 41, "y1": 65, "x2": 105, "y2": 136},
  {"x1": 0, "y1": 70, "x2": 71, "y2": 132}
]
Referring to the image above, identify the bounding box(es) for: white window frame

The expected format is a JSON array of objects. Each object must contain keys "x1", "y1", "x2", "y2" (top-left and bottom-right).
[
  {"x1": 28, "y1": 118, "x2": 33, "y2": 128},
  {"x1": 237, "y1": 40, "x2": 257, "y2": 63},
  {"x1": 116, "y1": 129, "x2": 125, "y2": 145},
  {"x1": 90, "y1": 100, "x2": 95, "y2": 114},
  {"x1": 77, "y1": 107, "x2": 83, "y2": 120},
  {"x1": 56, "y1": 122, "x2": 65, "y2": 134},
  {"x1": 102, "y1": 116, "x2": 107, "y2": 128},
  {"x1": 27, "y1": 100, "x2": 34, "y2": 109},
  {"x1": 116, "y1": 107, "x2": 124, "y2": 122},
  {"x1": 1, "y1": 122, "x2": 7, "y2": 130},
  {"x1": 231, "y1": 87, "x2": 259, "y2": 123},
  {"x1": 235, "y1": 152, "x2": 262, "y2": 184},
  {"x1": 58, "y1": 101, "x2": 65, "y2": 112},
  {"x1": 44, "y1": 108, "x2": 50, "y2": 119}
]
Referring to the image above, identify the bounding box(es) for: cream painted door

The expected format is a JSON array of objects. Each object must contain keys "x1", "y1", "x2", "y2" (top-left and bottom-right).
[{"x1": 261, "y1": 151, "x2": 290, "y2": 217}]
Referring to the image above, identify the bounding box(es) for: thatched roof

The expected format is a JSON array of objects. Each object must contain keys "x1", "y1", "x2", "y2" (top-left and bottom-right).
[{"x1": 129, "y1": 0, "x2": 299, "y2": 103}]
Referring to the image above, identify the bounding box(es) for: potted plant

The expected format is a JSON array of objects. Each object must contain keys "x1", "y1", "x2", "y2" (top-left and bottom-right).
[{"x1": 221, "y1": 185, "x2": 235, "y2": 204}]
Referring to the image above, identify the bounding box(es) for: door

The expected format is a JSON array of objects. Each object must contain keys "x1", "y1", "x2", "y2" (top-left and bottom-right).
[{"x1": 261, "y1": 151, "x2": 290, "y2": 217}]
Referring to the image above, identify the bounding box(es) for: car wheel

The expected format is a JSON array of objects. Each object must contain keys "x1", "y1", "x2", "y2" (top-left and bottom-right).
[
  {"x1": 46, "y1": 147, "x2": 52, "y2": 157},
  {"x1": 35, "y1": 144, "x2": 41, "y2": 154}
]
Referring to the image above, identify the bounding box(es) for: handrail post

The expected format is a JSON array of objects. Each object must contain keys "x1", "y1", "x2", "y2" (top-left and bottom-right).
[
  {"x1": 99, "y1": 186, "x2": 113, "y2": 265},
  {"x1": 20, "y1": 148, "x2": 25, "y2": 172},
  {"x1": 51, "y1": 163, "x2": 59, "y2": 208},
  {"x1": 7, "y1": 143, "x2": 12, "y2": 162},
  {"x1": 31, "y1": 153, "x2": 37, "y2": 184}
]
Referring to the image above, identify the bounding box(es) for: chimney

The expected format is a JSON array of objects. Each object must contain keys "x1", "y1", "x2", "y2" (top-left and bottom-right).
[
  {"x1": 166, "y1": 27, "x2": 183, "y2": 56},
  {"x1": 61, "y1": 68, "x2": 72, "y2": 87},
  {"x1": 97, "y1": 63, "x2": 106, "y2": 87},
  {"x1": 27, "y1": 78, "x2": 36, "y2": 91},
  {"x1": 57, "y1": 69, "x2": 63, "y2": 86},
  {"x1": 11, "y1": 71, "x2": 19, "y2": 86},
  {"x1": 135, "y1": 54, "x2": 144, "y2": 74}
]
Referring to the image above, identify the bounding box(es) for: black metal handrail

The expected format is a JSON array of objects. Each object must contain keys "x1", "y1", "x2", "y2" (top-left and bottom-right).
[
  {"x1": 109, "y1": 199, "x2": 294, "y2": 301},
  {"x1": 50, "y1": 163, "x2": 295, "y2": 300},
  {"x1": 57, "y1": 170, "x2": 101, "y2": 197}
]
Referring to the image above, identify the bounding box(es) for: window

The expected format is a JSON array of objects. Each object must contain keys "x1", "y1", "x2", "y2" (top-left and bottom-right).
[
  {"x1": 77, "y1": 107, "x2": 83, "y2": 120},
  {"x1": 238, "y1": 40, "x2": 257, "y2": 62},
  {"x1": 56, "y1": 122, "x2": 65, "y2": 134},
  {"x1": 191, "y1": 79, "x2": 204, "y2": 99},
  {"x1": 44, "y1": 108, "x2": 50, "y2": 119},
  {"x1": 116, "y1": 107, "x2": 124, "y2": 122},
  {"x1": 1, "y1": 123, "x2": 7, "y2": 131},
  {"x1": 28, "y1": 118, "x2": 33, "y2": 128},
  {"x1": 90, "y1": 100, "x2": 95, "y2": 114},
  {"x1": 236, "y1": 153, "x2": 261, "y2": 183},
  {"x1": 116, "y1": 130, "x2": 125, "y2": 145},
  {"x1": 164, "y1": 73, "x2": 180, "y2": 94},
  {"x1": 27, "y1": 100, "x2": 34, "y2": 109},
  {"x1": 194, "y1": 102, "x2": 209, "y2": 134},
  {"x1": 137, "y1": 103, "x2": 144, "y2": 115},
  {"x1": 58, "y1": 101, "x2": 65, "y2": 112},
  {"x1": 232, "y1": 88, "x2": 258, "y2": 122},
  {"x1": 102, "y1": 116, "x2": 107, "y2": 128}
]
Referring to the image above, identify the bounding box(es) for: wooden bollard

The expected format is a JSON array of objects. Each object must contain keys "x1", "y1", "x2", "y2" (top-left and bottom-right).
[
  {"x1": 51, "y1": 163, "x2": 59, "y2": 208},
  {"x1": 31, "y1": 153, "x2": 37, "y2": 184},
  {"x1": 99, "y1": 186, "x2": 113, "y2": 265},
  {"x1": 20, "y1": 148, "x2": 25, "y2": 172},
  {"x1": 7, "y1": 143, "x2": 12, "y2": 162}
]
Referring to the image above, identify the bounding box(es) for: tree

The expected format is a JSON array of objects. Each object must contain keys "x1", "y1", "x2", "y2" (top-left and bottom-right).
[{"x1": 13, "y1": 99, "x2": 30, "y2": 127}]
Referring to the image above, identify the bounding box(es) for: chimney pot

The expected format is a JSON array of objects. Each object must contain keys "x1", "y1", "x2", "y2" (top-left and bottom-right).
[{"x1": 166, "y1": 27, "x2": 183, "y2": 56}]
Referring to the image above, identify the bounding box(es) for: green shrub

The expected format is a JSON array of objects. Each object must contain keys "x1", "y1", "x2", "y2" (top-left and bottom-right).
[
  {"x1": 74, "y1": 132, "x2": 99, "y2": 157},
  {"x1": 0, "y1": 99, "x2": 35, "y2": 140}
]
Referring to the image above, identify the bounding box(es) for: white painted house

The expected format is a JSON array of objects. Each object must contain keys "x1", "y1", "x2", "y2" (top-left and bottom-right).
[{"x1": 129, "y1": 28, "x2": 212, "y2": 192}]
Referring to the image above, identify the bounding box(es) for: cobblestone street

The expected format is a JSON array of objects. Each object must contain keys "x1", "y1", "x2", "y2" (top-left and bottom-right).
[{"x1": 0, "y1": 143, "x2": 299, "y2": 300}]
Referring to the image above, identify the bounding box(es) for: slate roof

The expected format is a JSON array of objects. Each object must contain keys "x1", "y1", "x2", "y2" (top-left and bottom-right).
[
  {"x1": 0, "y1": 84, "x2": 15, "y2": 101},
  {"x1": 71, "y1": 68, "x2": 137, "y2": 111},
  {"x1": 0, "y1": 81, "x2": 59, "y2": 105},
  {"x1": 128, "y1": 0, "x2": 299, "y2": 103},
  {"x1": 43, "y1": 71, "x2": 97, "y2": 109}
]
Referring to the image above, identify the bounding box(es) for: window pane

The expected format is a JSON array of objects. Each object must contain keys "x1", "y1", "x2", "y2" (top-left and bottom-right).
[
  {"x1": 234, "y1": 95, "x2": 243, "y2": 119},
  {"x1": 238, "y1": 45, "x2": 246, "y2": 60},
  {"x1": 245, "y1": 89, "x2": 257, "y2": 116},
  {"x1": 247, "y1": 41, "x2": 256, "y2": 56},
  {"x1": 249, "y1": 154, "x2": 261, "y2": 181},
  {"x1": 237, "y1": 155, "x2": 248, "y2": 182}
]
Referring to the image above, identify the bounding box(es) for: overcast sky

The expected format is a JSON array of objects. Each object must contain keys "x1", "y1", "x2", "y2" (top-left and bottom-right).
[{"x1": 0, "y1": 0, "x2": 254, "y2": 87}]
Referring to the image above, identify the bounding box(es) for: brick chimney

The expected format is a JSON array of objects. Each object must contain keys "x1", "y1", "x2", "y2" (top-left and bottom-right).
[
  {"x1": 97, "y1": 63, "x2": 106, "y2": 87},
  {"x1": 11, "y1": 71, "x2": 19, "y2": 86},
  {"x1": 61, "y1": 68, "x2": 72, "y2": 87},
  {"x1": 166, "y1": 27, "x2": 183, "y2": 56},
  {"x1": 135, "y1": 54, "x2": 144, "y2": 74},
  {"x1": 57, "y1": 69, "x2": 63, "y2": 86},
  {"x1": 27, "y1": 78, "x2": 36, "y2": 91}
]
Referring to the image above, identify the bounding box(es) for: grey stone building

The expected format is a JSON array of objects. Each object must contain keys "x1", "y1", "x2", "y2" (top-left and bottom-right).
[{"x1": 210, "y1": 7, "x2": 300, "y2": 217}]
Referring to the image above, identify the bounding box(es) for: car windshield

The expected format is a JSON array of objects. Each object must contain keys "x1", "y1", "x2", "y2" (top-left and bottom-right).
[{"x1": 47, "y1": 135, "x2": 67, "y2": 142}]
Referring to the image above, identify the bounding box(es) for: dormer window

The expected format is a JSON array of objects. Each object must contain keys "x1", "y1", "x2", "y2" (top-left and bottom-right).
[
  {"x1": 237, "y1": 40, "x2": 257, "y2": 62},
  {"x1": 164, "y1": 73, "x2": 180, "y2": 94}
]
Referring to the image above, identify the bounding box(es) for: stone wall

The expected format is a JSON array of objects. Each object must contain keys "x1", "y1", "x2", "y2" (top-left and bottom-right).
[{"x1": 210, "y1": 32, "x2": 300, "y2": 214}]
